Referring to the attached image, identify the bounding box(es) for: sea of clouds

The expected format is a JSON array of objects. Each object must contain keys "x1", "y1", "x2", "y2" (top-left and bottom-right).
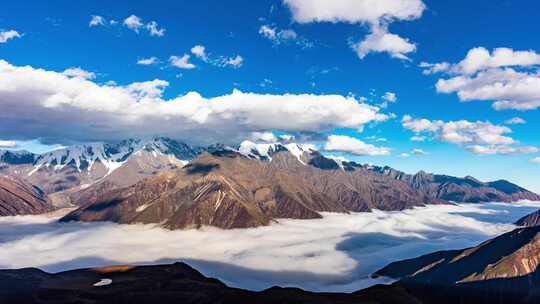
[{"x1": 0, "y1": 201, "x2": 538, "y2": 292}]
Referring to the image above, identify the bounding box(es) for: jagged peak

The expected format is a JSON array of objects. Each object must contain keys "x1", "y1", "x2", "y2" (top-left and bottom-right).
[
  {"x1": 237, "y1": 140, "x2": 316, "y2": 164},
  {"x1": 31, "y1": 138, "x2": 197, "y2": 173}
]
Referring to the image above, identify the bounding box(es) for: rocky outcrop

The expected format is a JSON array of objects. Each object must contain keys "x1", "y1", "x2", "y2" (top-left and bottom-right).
[
  {"x1": 61, "y1": 152, "x2": 440, "y2": 229},
  {"x1": 515, "y1": 209, "x2": 540, "y2": 227},
  {"x1": 0, "y1": 175, "x2": 52, "y2": 216},
  {"x1": 373, "y1": 225, "x2": 540, "y2": 303}
]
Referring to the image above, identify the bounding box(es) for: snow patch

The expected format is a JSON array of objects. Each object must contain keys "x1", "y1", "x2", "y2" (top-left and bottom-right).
[{"x1": 93, "y1": 278, "x2": 112, "y2": 287}]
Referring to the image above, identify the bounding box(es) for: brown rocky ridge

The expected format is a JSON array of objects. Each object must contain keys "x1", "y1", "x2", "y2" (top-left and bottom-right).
[{"x1": 0, "y1": 175, "x2": 52, "y2": 216}]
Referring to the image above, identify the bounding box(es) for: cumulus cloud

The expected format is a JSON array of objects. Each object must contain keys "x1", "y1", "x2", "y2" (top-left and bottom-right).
[
  {"x1": 530, "y1": 157, "x2": 540, "y2": 164},
  {"x1": 402, "y1": 115, "x2": 516, "y2": 145},
  {"x1": 421, "y1": 47, "x2": 540, "y2": 110},
  {"x1": 505, "y1": 117, "x2": 526, "y2": 125},
  {"x1": 283, "y1": 0, "x2": 425, "y2": 24},
  {"x1": 62, "y1": 67, "x2": 96, "y2": 80},
  {"x1": 0, "y1": 202, "x2": 534, "y2": 292},
  {"x1": 324, "y1": 135, "x2": 390, "y2": 156},
  {"x1": 89, "y1": 15, "x2": 105, "y2": 27},
  {"x1": 410, "y1": 135, "x2": 426, "y2": 142},
  {"x1": 190, "y1": 45, "x2": 243, "y2": 68},
  {"x1": 401, "y1": 115, "x2": 538, "y2": 155},
  {"x1": 146, "y1": 21, "x2": 165, "y2": 37},
  {"x1": 0, "y1": 60, "x2": 387, "y2": 144},
  {"x1": 0, "y1": 30, "x2": 21, "y2": 43},
  {"x1": 137, "y1": 57, "x2": 158, "y2": 65},
  {"x1": 91, "y1": 15, "x2": 165, "y2": 37},
  {"x1": 0, "y1": 140, "x2": 17, "y2": 148},
  {"x1": 352, "y1": 24, "x2": 416, "y2": 60},
  {"x1": 123, "y1": 15, "x2": 144, "y2": 33},
  {"x1": 169, "y1": 54, "x2": 196, "y2": 69},
  {"x1": 283, "y1": 0, "x2": 425, "y2": 60}
]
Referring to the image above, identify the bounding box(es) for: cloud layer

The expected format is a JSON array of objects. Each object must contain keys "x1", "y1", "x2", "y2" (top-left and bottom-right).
[
  {"x1": 0, "y1": 60, "x2": 387, "y2": 144},
  {"x1": 0, "y1": 202, "x2": 536, "y2": 292}
]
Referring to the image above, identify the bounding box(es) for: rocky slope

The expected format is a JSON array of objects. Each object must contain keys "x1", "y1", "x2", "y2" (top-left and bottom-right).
[
  {"x1": 374, "y1": 225, "x2": 540, "y2": 303},
  {"x1": 370, "y1": 166, "x2": 540, "y2": 203},
  {"x1": 0, "y1": 138, "x2": 198, "y2": 207},
  {"x1": 61, "y1": 150, "x2": 439, "y2": 229},
  {"x1": 0, "y1": 175, "x2": 52, "y2": 216},
  {"x1": 515, "y1": 209, "x2": 540, "y2": 227}
]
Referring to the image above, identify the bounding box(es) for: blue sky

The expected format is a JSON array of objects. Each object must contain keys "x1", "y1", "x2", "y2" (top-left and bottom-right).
[{"x1": 0, "y1": 0, "x2": 539, "y2": 191}]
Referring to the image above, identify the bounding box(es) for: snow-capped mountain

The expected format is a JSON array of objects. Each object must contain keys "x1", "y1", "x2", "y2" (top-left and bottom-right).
[
  {"x1": 32, "y1": 137, "x2": 198, "y2": 174},
  {"x1": 236, "y1": 140, "x2": 317, "y2": 164}
]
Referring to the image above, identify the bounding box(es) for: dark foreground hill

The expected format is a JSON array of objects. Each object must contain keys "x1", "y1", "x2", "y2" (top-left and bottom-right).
[{"x1": 374, "y1": 225, "x2": 540, "y2": 304}]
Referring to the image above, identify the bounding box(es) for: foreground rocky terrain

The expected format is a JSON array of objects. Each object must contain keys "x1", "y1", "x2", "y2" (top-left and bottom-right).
[
  {"x1": 374, "y1": 225, "x2": 540, "y2": 304},
  {"x1": 0, "y1": 262, "x2": 420, "y2": 304}
]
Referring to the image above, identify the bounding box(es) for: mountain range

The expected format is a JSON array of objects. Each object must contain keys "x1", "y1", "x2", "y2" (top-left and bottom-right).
[{"x1": 1, "y1": 137, "x2": 539, "y2": 229}]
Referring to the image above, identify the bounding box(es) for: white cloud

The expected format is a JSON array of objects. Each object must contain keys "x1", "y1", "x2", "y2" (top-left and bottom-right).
[
  {"x1": 410, "y1": 135, "x2": 426, "y2": 142},
  {"x1": 0, "y1": 140, "x2": 17, "y2": 148},
  {"x1": 62, "y1": 67, "x2": 96, "y2": 80},
  {"x1": 0, "y1": 203, "x2": 528, "y2": 292},
  {"x1": 250, "y1": 131, "x2": 278, "y2": 143},
  {"x1": 453, "y1": 47, "x2": 540, "y2": 75},
  {"x1": 382, "y1": 92, "x2": 397, "y2": 103},
  {"x1": 137, "y1": 57, "x2": 158, "y2": 65},
  {"x1": 0, "y1": 60, "x2": 387, "y2": 144},
  {"x1": 421, "y1": 47, "x2": 540, "y2": 110},
  {"x1": 411, "y1": 148, "x2": 427, "y2": 155},
  {"x1": 224, "y1": 55, "x2": 243, "y2": 68},
  {"x1": 418, "y1": 61, "x2": 450, "y2": 75},
  {"x1": 467, "y1": 145, "x2": 539, "y2": 155},
  {"x1": 505, "y1": 117, "x2": 526, "y2": 125},
  {"x1": 530, "y1": 157, "x2": 540, "y2": 164},
  {"x1": 92, "y1": 15, "x2": 165, "y2": 37},
  {"x1": 399, "y1": 152, "x2": 410, "y2": 158},
  {"x1": 191, "y1": 45, "x2": 208, "y2": 61},
  {"x1": 258, "y1": 25, "x2": 312, "y2": 48},
  {"x1": 146, "y1": 21, "x2": 165, "y2": 37},
  {"x1": 89, "y1": 15, "x2": 105, "y2": 27},
  {"x1": 402, "y1": 115, "x2": 537, "y2": 155},
  {"x1": 402, "y1": 115, "x2": 515, "y2": 145},
  {"x1": 123, "y1": 15, "x2": 144, "y2": 33},
  {"x1": 190, "y1": 45, "x2": 243, "y2": 68},
  {"x1": 169, "y1": 54, "x2": 196, "y2": 69},
  {"x1": 324, "y1": 135, "x2": 390, "y2": 156},
  {"x1": 283, "y1": 0, "x2": 425, "y2": 24},
  {"x1": 352, "y1": 25, "x2": 416, "y2": 60},
  {"x1": 283, "y1": 0, "x2": 425, "y2": 60},
  {"x1": 0, "y1": 30, "x2": 21, "y2": 43}
]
